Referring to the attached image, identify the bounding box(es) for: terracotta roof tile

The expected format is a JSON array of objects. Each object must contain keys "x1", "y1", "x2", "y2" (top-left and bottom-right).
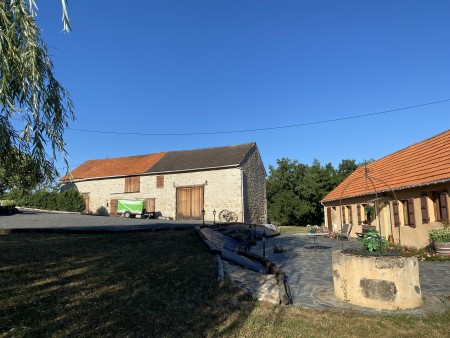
[
  {"x1": 60, "y1": 152, "x2": 166, "y2": 181},
  {"x1": 322, "y1": 129, "x2": 450, "y2": 202}
]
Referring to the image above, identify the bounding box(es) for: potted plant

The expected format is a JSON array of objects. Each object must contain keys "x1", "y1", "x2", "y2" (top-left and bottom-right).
[
  {"x1": 308, "y1": 225, "x2": 322, "y2": 234},
  {"x1": 357, "y1": 230, "x2": 388, "y2": 253},
  {"x1": 365, "y1": 205, "x2": 375, "y2": 223},
  {"x1": 429, "y1": 221, "x2": 450, "y2": 256}
]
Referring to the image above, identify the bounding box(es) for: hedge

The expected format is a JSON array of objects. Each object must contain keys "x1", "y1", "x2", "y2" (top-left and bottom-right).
[{"x1": 18, "y1": 189, "x2": 85, "y2": 213}]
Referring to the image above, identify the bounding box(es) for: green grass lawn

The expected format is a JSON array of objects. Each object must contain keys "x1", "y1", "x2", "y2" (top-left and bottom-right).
[
  {"x1": 278, "y1": 225, "x2": 311, "y2": 234},
  {"x1": 1, "y1": 230, "x2": 449, "y2": 337}
]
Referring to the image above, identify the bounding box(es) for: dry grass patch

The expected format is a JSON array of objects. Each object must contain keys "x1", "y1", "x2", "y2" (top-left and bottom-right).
[
  {"x1": 216, "y1": 303, "x2": 450, "y2": 338},
  {"x1": 0, "y1": 230, "x2": 253, "y2": 337},
  {"x1": 278, "y1": 226, "x2": 311, "y2": 234}
]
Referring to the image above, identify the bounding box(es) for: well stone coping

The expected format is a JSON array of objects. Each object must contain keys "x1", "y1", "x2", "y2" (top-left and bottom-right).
[{"x1": 332, "y1": 250, "x2": 423, "y2": 310}]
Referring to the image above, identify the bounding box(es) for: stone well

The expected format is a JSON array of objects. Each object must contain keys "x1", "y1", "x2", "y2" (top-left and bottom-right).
[{"x1": 332, "y1": 250, "x2": 423, "y2": 310}]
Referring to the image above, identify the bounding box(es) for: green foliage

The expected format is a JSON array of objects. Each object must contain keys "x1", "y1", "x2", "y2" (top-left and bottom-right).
[
  {"x1": 17, "y1": 189, "x2": 85, "y2": 212},
  {"x1": 266, "y1": 158, "x2": 358, "y2": 226},
  {"x1": 0, "y1": 1, "x2": 73, "y2": 185},
  {"x1": 0, "y1": 199, "x2": 16, "y2": 207},
  {"x1": 365, "y1": 205, "x2": 375, "y2": 217},
  {"x1": 0, "y1": 148, "x2": 45, "y2": 195},
  {"x1": 358, "y1": 230, "x2": 388, "y2": 252},
  {"x1": 95, "y1": 206, "x2": 109, "y2": 216},
  {"x1": 429, "y1": 228, "x2": 450, "y2": 243},
  {"x1": 364, "y1": 205, "x2": 375, "y2": 222},
  {"x1": 336, "y1": 159, "x2": 359, "y2": 181},
  {"x1": 58, "y1": 189, "x2": 85, "y2": 212}
]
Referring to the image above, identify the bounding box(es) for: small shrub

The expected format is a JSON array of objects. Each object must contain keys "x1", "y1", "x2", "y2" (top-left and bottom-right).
[
  {"x1": 273, "y1": 244, "x2": 285, "y2": 253},
  {"x1": 358, "y1": 230, "x2": 388, "y2": 252},
  {"x1": 0, "y1": 200, "x2": 16, "y2": 207},
  {"x1": 95, "y1": 206, "x2": 109, "y2": 216}
]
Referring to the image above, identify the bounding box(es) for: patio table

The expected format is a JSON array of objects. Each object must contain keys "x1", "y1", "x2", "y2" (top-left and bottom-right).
[{"x1": 304, "y1": 232, "x2": 329, "y2": 250}]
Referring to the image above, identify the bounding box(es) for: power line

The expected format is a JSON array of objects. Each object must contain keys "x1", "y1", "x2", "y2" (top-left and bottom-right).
[
  {"x1": 68, "y1": 98, "x2": 450, "y2": 137},
  {"x1": 56, "y1": 163, "x2": 82, "y2": 171}
]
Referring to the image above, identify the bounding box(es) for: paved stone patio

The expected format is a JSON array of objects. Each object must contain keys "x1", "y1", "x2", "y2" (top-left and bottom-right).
[{"x1": 249, "y1": 232, "x2": 450, "y2": 315}]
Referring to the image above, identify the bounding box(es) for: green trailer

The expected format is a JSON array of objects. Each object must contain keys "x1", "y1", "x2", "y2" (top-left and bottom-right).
[{"x1": 117, "y1": 199, "x2": 154, "y2": 218}]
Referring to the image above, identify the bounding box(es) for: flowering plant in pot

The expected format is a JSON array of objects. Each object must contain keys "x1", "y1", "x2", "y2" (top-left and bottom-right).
[
  {"x1": 308, "y1": 225, "x2": 320, "y2": 234},
  {"x1": 429, "y1": 221, "x2": 450, "y2": 256}
]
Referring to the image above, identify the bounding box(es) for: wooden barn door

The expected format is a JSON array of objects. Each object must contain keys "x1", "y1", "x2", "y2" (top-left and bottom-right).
[
  {"x1": 176, "y1": 186, "x2": 204, "y2": 220},
  {"x1": 145, "y1": 198, "x2": 155, "y2": 212},
  {"x1": 110, "y1": 199, "x2": 118, "y2": 215}
]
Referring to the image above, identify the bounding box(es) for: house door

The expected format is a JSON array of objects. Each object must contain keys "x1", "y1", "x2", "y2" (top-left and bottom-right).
[
  {"x1": 145, "y1": 198, "x2": 156, "y2": 212},
  {"x1": 82, "y1": 194, "x2": 90, "y2": 214},
  {"x1": 110, "y1": 199, "x2": 118, "y2": 215},
  {"x1": 176, "y1": 186, "x2": 204, "y2": 220},
  {"x1": 327, "y1": 207, "x2": 332, "y2": 231}
]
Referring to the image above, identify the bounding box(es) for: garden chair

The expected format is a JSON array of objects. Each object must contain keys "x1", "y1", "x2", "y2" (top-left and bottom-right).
[{"x1": 337, "y1": 224, "x2": 352, "y2": 241}]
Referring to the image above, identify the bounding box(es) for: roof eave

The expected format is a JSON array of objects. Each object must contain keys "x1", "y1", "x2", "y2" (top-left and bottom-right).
[{"x1": 322, "y1": 177, "x2": 450, "y2": 203}]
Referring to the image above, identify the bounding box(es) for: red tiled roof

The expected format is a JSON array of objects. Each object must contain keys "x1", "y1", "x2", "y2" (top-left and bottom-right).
[
  {"x1": 322, "y1": 129, "x2": 450, "y2": 202},
  {"x1": 60, "y1": 152, "x2": 166, "y2": 181}
]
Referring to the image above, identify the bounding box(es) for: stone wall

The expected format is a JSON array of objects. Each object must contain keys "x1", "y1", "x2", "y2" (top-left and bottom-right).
[
  {"x1": 241, "y1": 146, "x2": 267, "y2": 223},
  {"x1": 332, "y1": 251, "x2": 423, "y2": 310},
  {"x1": 67, "y1": 167, "x2": 245, "y2": 221},
  {"x1": 149, "y1": 168, "x2": 243, "y2": 221}
]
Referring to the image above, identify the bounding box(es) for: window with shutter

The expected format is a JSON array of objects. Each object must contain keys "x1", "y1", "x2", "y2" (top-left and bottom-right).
[
  {"x1": 393, "y1": 201, "x2": 400, "y2": 227},
  {"x1": 440, "y1": 191, "x2": 448, "y2": 221},
  {"x1": 433, "y1": 190, "x2": 449, "y2": 221},
  {"x1": 348, "y1": 206, "x2": 353, "y2": 225},
  {"x1": 420, "y1": 193, "x2": 429, "y2": 224},
  {"x1": 124, "y1": 176, "x2": 140, "y2": 193},
  {"x1": 341, "y1": 206, "x2": 346, "y2": 224},
  {"x1": 156, "y1": 175, "x2": 164, "y2": 189},
  {"x1": 407, "y1": 199, "x2": 415, "y2": 228},
  {"x1": 357, "y1": 204, "x2": 362, "y2": 224}
]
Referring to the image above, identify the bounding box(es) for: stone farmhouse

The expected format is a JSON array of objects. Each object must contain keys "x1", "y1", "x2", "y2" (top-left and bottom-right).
[
  {"x1": 60, "y1": 143, "x2": 267, "y2": 223},
  {"x1": 322, "y1": 129, "x2": 450, "y2": 248}
]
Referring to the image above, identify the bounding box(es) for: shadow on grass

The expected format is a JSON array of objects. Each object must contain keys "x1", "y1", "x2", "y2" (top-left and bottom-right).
[{"x1": 0, "y1": 230, "x2": 255, "y2": 337}]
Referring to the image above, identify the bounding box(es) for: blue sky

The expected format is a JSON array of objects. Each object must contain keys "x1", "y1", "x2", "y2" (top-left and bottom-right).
[{"x1": 35, "y1": 1, "x2": 450, "y2": 175}]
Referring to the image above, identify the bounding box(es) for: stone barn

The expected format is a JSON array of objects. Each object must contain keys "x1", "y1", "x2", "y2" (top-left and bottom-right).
[{"x1": 60, "y1": 143, "x2": 267, "y2": 223}]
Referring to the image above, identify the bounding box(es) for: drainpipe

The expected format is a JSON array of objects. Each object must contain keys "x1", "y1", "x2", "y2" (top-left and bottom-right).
[{"x1": 320, "y1": 201, "x2": 325, "y2": 227}]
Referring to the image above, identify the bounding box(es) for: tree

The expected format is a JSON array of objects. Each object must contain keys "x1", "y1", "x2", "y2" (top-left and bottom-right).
[
  {"x1": 0, "y1": 0, "x2": 73, "y2": 185},
  {"x1": 0, "y1": 148, "x2": 45, "y2": 197},
  {"x1": 266, "y1": 158, "x2": 359, "y2": 226},
  {"x1": 336, "y1": 159, "x2": 359, "y2": 183},
  {"x1": 266, "y1": 158, "x2": 310, "y2": 225}
]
